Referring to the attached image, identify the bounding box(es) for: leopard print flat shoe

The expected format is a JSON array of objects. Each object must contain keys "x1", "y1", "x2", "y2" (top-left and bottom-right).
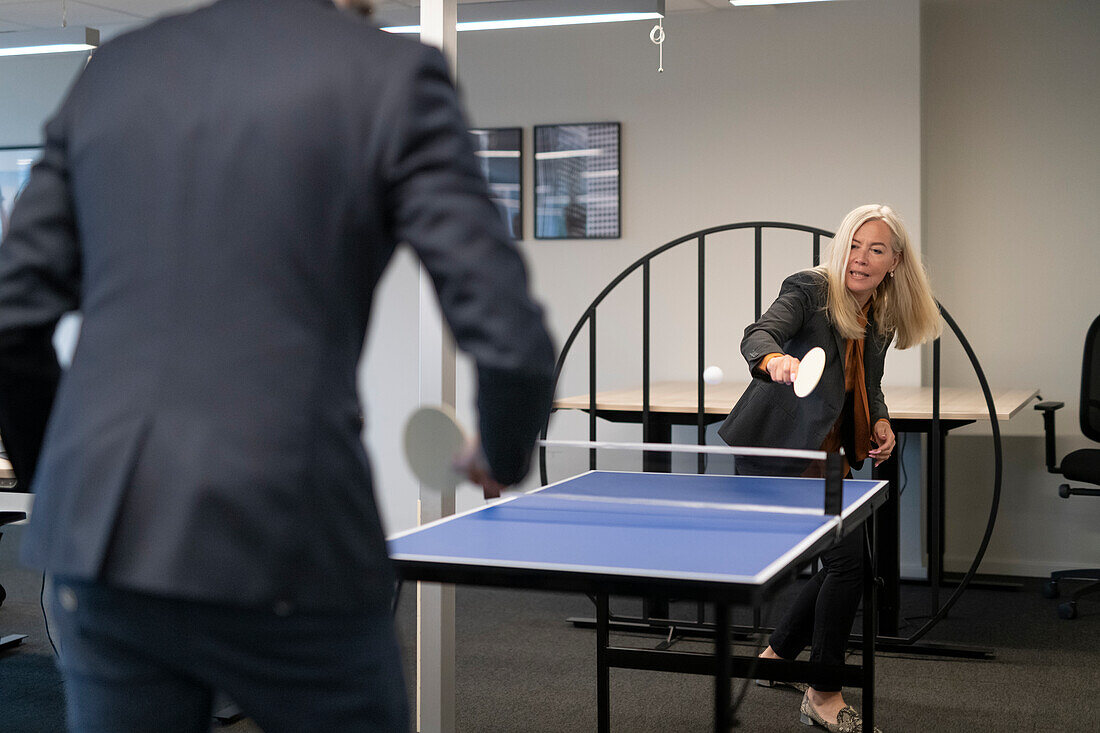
[{"x1": 799, "y1": 691, "x2": 882, "y2": 733}]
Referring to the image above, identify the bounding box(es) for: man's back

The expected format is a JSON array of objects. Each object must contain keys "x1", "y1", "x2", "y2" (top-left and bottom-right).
[{"x1": 0, "y1": 0, "x2": 555, "y2": 612}]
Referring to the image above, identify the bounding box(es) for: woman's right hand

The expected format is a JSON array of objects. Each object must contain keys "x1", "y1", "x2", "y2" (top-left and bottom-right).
[{"x1": 765, "y1": 354, "x2": 801, "y2": 385}]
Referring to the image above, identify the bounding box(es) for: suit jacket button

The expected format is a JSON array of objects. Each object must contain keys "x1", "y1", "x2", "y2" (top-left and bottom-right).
[{"x1": 273, "y1": 600, "x2": 294, "y2": 616}]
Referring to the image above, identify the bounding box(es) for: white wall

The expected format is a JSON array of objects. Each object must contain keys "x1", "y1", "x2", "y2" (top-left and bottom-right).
[
  {"x1": 358, "y1": 250, "x2": 423, "y2": 533},
  {"x1": 0, "y1": 0, "x2": 924, "y2": 536},
  {"x1": 457, "y1": 0, "x2": 922, "y2": 402},
  {"x1": 8, "y1": 1, "x2": 1092, "y2": 578},
  {"x1": 0, "y1": 54, "x2": 87, "y2": 144},
  {"x1": 921, "y1": 0, "x2": 1100, "y2": 576},
  {"x1": 444, "y1": 1, "x2": 925, "y2": 573}
]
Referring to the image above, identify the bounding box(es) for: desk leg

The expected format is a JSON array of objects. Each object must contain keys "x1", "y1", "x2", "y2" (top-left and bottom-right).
[
  {"x1": 871, "y1": 456, "x2": 900, "y2": 636},
  {"x1": 928, "y1": 430, "x2": 946, "y2": 618},
  {"x1": 597, "y1": 592, "x2": 610, "y2": 733},
  {"x1": 862, "y1": 515, "x2": 878, "y2": 732},
  {"x1": 641, "y1": 416, "x2": 673, "y2": 473},
  {"x1": 715, "y1": 602, "x2": 731, "y2": 733}
]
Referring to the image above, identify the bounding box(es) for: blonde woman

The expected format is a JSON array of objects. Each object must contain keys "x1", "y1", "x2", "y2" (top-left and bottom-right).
[{"x1": 718, "y1": 205, "x2": 940, "y2": 732}]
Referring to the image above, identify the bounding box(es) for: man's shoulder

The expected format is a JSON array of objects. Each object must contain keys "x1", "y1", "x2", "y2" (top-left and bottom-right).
[{"x1": 98, "y1": 1, "x2": 425, "y2": 66}]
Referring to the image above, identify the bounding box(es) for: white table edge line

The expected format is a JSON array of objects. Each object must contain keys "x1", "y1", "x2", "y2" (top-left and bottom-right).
[
  {"x1": 589, "y1": 469, "x2": 882, "y2": 485},
  {"x1": 751, "y1": 479, "x2": 887, "y2": 585},
  {"x1": 539, "y1": 439, "x2": 828, "y2": 461},
  {"x1": 388, "y1": 474, "x2": 888, "y2": 541},
  {"x1": 535, "y1": 493, "x2": 824, "y2": 515},
  {"x1": 752, "y1": 520, "x2": 838, "y2": 585},
  {"x1": 387, "y1": 553, "x2": 763, "y2": 584}
]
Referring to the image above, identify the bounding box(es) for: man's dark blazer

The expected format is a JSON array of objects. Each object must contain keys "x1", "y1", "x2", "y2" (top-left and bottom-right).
[
  {"x1": 0, "y1": 0, "x2": 554, "y2": 612},
  {"x1": 717, "y1": 270, "x2": 891, "y2": 468}
]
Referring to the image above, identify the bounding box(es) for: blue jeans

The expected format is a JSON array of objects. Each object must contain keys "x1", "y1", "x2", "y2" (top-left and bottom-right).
[{"x1": 49, "y1": 577, "x2": 408, "y2": 733}]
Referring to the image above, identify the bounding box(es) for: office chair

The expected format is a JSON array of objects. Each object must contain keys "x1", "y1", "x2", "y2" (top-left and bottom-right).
[{"x1": 1035, "y1": 313, "x2": 1100, "y2": 619}]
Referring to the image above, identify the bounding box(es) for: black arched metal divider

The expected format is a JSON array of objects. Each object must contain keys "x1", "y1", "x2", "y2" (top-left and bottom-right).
[
  {"x1": 539, "y1": 222, "x2": 831, "y2": 480},
  {"x1": 539, "y1": 221, "x2": 1005, "y2": 650},
  {"x1": 909, "y1": 305, "x2": 1004, "y2": 644}
]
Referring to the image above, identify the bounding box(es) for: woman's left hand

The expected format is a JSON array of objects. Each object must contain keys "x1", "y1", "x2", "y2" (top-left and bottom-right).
[{"x1": 869, "y1": 421, "x2": 895, "y2": 467}]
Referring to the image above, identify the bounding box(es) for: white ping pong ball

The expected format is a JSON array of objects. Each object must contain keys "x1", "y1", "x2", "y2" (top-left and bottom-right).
[{"x1": 703, "y1": 365, "x2": 724, "y2": 385}]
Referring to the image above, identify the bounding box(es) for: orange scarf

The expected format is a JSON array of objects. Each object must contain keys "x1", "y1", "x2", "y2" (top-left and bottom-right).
[{"x1": 820, "y1": 303, "x2": 872, "y2": 474}]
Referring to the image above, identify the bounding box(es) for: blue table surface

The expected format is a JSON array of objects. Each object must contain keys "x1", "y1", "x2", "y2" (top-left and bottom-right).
[{"x1": 388, "y1": 471, "x2": 886, "y2": 585}]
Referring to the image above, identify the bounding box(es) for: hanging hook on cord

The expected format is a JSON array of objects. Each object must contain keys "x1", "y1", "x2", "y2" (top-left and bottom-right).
[{"x1": 649, "y1": 18, "x2": 665, "y2": 73}]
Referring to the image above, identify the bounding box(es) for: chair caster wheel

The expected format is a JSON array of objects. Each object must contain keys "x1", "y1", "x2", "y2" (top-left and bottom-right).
[
  {"x1": 1058, "y1": 602, "x2": 1077, "y2": 620},
  {"x1": 1042, "y1": 580, "x2": 1060, "y2": 599}
]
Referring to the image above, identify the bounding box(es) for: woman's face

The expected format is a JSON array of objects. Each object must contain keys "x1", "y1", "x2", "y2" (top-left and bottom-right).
[{"x1": 845, "y1": 219, "x2": 900, "y2": 304}]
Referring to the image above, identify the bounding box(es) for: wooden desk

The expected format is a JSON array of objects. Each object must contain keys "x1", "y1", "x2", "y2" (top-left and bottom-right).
[
  {"x1": 553, "y1": 381, "x2": 1039, "y2": 635},
  {"x1": 555, "y1": 380, "x2": 1037, "y2": 421}
]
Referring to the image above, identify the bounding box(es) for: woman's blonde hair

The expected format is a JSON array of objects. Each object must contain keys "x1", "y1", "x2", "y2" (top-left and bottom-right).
[{"x1": 816, "y1": 204, "x2": 942, "y2": 349}]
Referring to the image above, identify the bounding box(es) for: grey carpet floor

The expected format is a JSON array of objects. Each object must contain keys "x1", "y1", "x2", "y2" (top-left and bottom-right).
[{"x1": 2, "y1": 522, "x2": 1098, "y2": 732}]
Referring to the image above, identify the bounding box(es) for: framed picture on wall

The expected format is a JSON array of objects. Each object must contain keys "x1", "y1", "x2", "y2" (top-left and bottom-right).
[
  {"x1": 470, "y1": 127, "x2": 522, "y2": 239},
  {"x1": 0, "y1": 147, "x2": 42, "y2": 243},
  {"x1": 534, "y1": 122, "x2": 620, "y2": 240}
]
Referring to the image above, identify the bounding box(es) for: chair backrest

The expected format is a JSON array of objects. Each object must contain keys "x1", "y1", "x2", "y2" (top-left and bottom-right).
[{"x1": 1082, "y1": 313, "x2": 1100, "y2": 442}]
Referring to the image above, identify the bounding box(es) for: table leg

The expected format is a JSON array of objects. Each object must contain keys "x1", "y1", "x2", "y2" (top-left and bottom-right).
[
  {"x1": 597, "y1": 592, "x2": 610, "y2": 733},
  {"x1": 871, "y1": 455, "x2": 900, "y2": 636},
  {"x1": 862, "y1": 516, "x2": 877, "y2": 732},
  {"x1": 714, "y1": 602, "x2": 731, "y2": 733}
]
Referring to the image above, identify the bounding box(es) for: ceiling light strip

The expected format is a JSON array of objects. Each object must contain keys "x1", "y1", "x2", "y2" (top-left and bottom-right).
[
  {"x1": 731, "y1": 0, "x2": 836, "y2": 6},
  {"x1": 383, "y1": 12, "x2": 661, "y2": 34},
  {"x1": 0, "y1": 27, "x2": 99, "y2": 58}
]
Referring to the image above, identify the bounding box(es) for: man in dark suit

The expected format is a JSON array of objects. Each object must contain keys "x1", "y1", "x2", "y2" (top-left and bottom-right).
[{"x1": 0, "y1": 0, "x2": 555, "y2": 730}]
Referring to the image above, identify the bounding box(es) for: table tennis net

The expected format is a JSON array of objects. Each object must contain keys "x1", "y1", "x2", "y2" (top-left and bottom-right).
[{"x1": 536, "y1": 441, "x2": 847, "y2": 517}]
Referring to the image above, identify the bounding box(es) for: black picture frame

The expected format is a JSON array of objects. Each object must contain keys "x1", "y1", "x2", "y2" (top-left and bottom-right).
[
  {"x1": 533, "y1": 122, "x2": 620, "y2": 240},
  {"x1": 0, "y1": 146, "x2": 42, "y2": 243},
  {"x1": 469, "y1": 127, "x2": 523, "y2": 240}
]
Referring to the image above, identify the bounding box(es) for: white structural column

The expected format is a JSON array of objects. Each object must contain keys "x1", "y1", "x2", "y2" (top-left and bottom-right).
[{"x1": 416, "y1": 4, "x2": 458, "y2": 733}]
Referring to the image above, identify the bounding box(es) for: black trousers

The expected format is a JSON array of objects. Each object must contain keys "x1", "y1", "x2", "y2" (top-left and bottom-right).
[{"x1": 767, "y1": 528, "x2": 863, "y2": 692}]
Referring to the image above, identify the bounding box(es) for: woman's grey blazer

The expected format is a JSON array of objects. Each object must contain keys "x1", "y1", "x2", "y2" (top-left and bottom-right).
[{"x1": 717, "y1": 270, "x2": 892, "y2": 469}]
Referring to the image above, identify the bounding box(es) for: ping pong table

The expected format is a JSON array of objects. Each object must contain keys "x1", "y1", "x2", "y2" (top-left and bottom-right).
[
  {"x1": 389, "y1": 469, "x2": 889, "y2": 732},
  {"x1": 552, "y1": 380, "x2": 1039, "y2": 636}
]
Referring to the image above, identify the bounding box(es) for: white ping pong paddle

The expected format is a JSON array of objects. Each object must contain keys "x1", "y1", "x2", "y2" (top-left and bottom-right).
[
  {"x1": 404, "y1": 405, "x2": 468, "y2": 491},
  {"x1": 793, "y1": 346, "x2": 825, "y2": 398}
]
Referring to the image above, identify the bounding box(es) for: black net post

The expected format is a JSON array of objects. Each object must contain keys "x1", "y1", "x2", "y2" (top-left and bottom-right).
[{"x1": 824, "y1": 452, "x2": 844, "y2": 517}]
